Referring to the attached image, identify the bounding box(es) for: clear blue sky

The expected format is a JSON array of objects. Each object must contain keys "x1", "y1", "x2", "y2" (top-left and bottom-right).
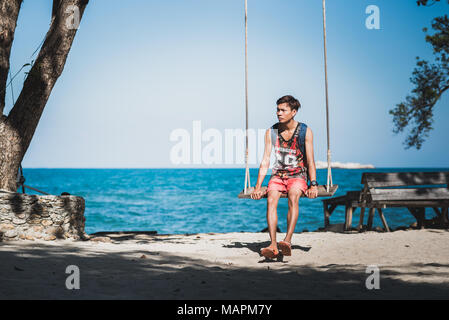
[{"x1": 5, "y1": 0, "x2": 449, "y2": 168}]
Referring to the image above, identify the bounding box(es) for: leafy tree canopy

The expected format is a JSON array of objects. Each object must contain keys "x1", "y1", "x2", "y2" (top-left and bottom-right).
[{"x1": 390, "y1": 2, "x2": 449, "y2": 149}]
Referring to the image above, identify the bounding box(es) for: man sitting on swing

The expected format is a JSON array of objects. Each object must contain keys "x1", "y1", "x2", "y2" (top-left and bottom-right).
[{"x1": 251, "y1": 95, "x2": 318, "y2": 259}]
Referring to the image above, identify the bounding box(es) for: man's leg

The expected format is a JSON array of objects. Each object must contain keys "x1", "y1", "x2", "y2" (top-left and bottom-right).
[
  {"x1": 284, "y1": 188, "x2": 303, "y2": 243},
  {"x1": 266, "y1": 190, "x2": 282, "y2": 251}
]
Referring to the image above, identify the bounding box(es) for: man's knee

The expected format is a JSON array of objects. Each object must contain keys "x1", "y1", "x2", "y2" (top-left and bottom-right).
[
  {"x1": 287, "y1": 190, "x2": 302, "y2": 204},
  {"x1": 267, "y1": 196, "x2": 277, "y2": 206},
  {"x1": 267, "y1": 193, "x2": 280, "y2": 208}
]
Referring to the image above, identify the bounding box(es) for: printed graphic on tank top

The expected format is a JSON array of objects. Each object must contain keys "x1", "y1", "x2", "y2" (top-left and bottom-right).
[{"x1": 271, "y1": 122, "x2": 307, "y2": 180}]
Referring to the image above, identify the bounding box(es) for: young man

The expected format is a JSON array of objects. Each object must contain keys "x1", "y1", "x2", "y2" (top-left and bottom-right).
[{"x1": 251, "y1": 95, "x2": 318, "y2": 259}]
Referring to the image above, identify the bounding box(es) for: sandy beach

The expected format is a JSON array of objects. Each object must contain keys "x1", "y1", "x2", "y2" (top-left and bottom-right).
[{"x1": 1, "y1": 229, "x2": 449, "y2": 299}]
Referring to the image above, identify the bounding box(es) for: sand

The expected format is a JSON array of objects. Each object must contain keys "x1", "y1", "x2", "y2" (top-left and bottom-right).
[{"x1": 1, "y1": 229, "x2": 449, "y2": 299}]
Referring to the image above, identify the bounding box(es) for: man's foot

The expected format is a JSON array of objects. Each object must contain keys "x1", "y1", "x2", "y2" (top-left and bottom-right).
[
  {"x1": 278, "y1": 241, "x2": 292, "y2": 256},
  {"x1": 260, "y1": 245, "x2": 279, "y2": 259}
]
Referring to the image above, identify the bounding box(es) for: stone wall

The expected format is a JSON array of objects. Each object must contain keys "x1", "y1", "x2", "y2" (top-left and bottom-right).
[{"x1": 0, "y1": 190, "x2": 87, "y2": 241}]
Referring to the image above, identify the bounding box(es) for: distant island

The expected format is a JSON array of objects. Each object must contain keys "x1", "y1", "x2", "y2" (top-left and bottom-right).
[{"x1": 315, "y1": 161, "x2": 375, "y2": 169}]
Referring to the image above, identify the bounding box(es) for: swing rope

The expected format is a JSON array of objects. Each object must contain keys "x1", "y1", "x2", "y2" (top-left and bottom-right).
[
  {"x1": 243, "y1": 0, "x2": 251, "y2": 194},
  {"x1": 322, "y1": 0, "x2": 333, "y2": 192}
]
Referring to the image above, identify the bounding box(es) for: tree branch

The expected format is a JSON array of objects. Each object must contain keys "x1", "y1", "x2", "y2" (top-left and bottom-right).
[
  {"x1": 391, "y1": 13, "x2": 449, "y2": 149},
  {"x1": 417, "y1": 0, "x2": 449, "y2": 6}
]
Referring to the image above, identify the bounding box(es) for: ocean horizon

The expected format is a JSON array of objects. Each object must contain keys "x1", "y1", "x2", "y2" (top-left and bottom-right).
[{"x1": 20, "y1": 167, "x2": 449, "y2": 235}]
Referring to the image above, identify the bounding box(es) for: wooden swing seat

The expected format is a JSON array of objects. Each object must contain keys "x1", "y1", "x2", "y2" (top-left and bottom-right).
[{"x1": 238, "y1": 184, "x2": 338, "y2": 199}]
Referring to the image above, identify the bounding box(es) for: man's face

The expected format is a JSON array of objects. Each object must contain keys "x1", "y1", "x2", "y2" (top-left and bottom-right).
[{"x1": 277, "y1": 103, "x2": 296, "y2": 123}]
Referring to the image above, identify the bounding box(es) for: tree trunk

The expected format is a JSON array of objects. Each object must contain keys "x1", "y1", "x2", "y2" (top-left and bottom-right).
[
  {"x1": 0, "y1": 0, "x2": 89, "y2": 191},
  {"x1": 0, "y1": 0, "x2": 23, "y2": 116},
  {"x1": 0, "y1": 115, "x2": 21, "y2": 190}
]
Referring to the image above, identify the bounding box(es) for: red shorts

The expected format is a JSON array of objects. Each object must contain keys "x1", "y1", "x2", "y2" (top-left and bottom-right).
[{"x1": 267, "y1": 175, "x2": 308, "y2": 194}]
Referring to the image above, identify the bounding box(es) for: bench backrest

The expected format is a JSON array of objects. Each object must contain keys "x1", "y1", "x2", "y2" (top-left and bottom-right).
[
  {"x1": 361, "y1": 172, "x2": 449, "y2": 188},
  {"x1": 360, "y1": 171, "x2": 449, "y2": 202}
]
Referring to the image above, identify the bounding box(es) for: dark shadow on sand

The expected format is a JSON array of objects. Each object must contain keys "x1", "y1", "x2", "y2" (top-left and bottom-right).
[{"x1": 1, "y1": 240, "x2": 449, "y2": 299}]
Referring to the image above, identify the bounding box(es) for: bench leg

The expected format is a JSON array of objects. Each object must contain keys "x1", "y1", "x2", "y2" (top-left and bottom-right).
[
  {"x1": 323, "y1": 203, "x2": 337, "y2": 228},
  {"x1": 440, "y1": 207, "x2": 449, "y2": 228},
  {"x1": 432, "y1": 207, "x2": 441, "y2": 227},
  {"x1": 377, "y1": 208, "x2": 390, "y2": 232},
  {"x1": 418, "y1": 208, "x2": 425, "y2": 229},
  {"x1": 433, "y1": 207, "x2": 448, "y2": 227},
  {"x1": 367, "y1": 208, "x2": 375, "y2": 231},
  {"x1": 408, "y1": 207, "x2": 425, "y2": 229},
  {"x1": 345, "y1": 205, "x2": 354, "y2": 231},
  {"x1": 324, "y1": 204, "x2": 330, "y2": 228},
  {"x1": 444, "y1": 207, "x2": 449, "y2": 227},
  {"x1": 357, "y1": 207, "x2": 366, "y2": 231}
]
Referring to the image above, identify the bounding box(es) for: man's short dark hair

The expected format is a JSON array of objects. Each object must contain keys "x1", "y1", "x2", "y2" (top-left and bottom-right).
[{"x1": 276, "y1": 95, "x2": 301, "y2": 111}]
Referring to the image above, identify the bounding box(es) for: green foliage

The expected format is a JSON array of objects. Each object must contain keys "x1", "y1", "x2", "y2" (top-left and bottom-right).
[
  {"x1": 390, "y1": 14, "x2": 449, "y2": 149},
  {"x1": 417, "y1": 0, "x2": 449, "y2": 6}
]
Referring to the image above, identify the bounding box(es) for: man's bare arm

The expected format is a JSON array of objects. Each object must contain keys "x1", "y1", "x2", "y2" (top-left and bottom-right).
[
  {"x1": 305, "y1": 127, "x2": 318, "y2": 198},
  {"x1": 251, "y1": 129, "x2": 272, "y2": 199}
]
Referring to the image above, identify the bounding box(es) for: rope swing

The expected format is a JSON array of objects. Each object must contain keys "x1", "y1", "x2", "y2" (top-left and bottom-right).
[{"x1": 239, "y1": 0, "x2": 338, "y2": 199}]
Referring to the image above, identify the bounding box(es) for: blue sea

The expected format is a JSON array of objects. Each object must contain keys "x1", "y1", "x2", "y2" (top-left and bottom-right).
[{"x1": 20, "y1": 168, "x2": 448, "y2": 235}]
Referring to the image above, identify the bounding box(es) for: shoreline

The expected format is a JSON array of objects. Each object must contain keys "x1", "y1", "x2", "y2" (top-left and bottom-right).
[
  {"x1": 85, "y1": 218, "x2": 444, "y2": 237},
  {"x1": 1, "y1": 229, "x2": 449, "y2": 299}
]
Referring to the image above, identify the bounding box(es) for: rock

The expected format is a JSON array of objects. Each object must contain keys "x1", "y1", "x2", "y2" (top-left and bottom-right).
[
  {"x1": 80, "y1": 233, "x2": 90, "y2": 241},
  {"x1": 0, "y1": 192, "x2": 86, "y2": 242},
  {"x1": 0, "y1": 223, "x2": 14, "y2": 230},
  {"x1": 53, "y1": 220, "x2": 64, "y2": 226},
  {"x1": 4, "y1": 230, "x2": 17, "y2": 238},
  {"x1": 41, "y1": 220, "x2": 53, "y2": 227},
  {"x1": 12, "y1": 218, "x2": 26, "y2": 225},
  {"x1": 37, "y1": 207, "x2": 50, "y2": 218},
  {"x1": 47, "y1": 226, "x2": 64, "y2": 239},
  {"x1": 90, "y1": 236, "x2": 111, "y2": 243},
  {"x1": 50, "y1": 214, "x2": 64, "y2": 223},
  {"x1": 44, "y1": 235, "x2": 56, "y2": 241},
  {"x1": 28, "y1": 214, "x2": 41, "y2": 220},
  {"x1": 33, "y1": 226, "x2": 43, "y2": 233}
]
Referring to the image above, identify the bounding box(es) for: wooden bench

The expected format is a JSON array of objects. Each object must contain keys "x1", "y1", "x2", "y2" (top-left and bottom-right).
[{"x1": 322, "y1": 171, "x2": 449, "y2": 232}]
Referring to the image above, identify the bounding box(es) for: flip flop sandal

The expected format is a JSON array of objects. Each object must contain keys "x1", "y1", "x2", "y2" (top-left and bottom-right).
[
  {"x1": 260, "y1": 247, "x2": 279, "y2": 259},
  {"x1": 278, "y1": 241, "x2": 292, "y2": 256}
]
